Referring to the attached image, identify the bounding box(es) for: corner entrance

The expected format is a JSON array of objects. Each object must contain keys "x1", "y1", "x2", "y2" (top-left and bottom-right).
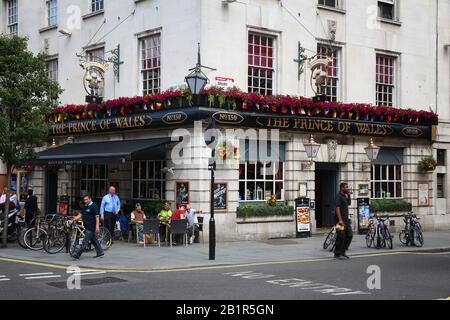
[{"x1": 315, "y1": 163, "x2": 339, "y2": 229}]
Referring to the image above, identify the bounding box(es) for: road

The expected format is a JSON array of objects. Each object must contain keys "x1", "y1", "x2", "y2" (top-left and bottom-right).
[{"x1": 0, "y1": 252, "x2": 449, "y2": 300}]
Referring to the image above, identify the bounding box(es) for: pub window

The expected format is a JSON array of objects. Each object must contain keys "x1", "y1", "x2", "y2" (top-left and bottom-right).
[
  {"x1": 437, "y1": 174, "x2": 445, "y2": 199},
  {"x1": 437, "y1": 149, "x2": 446, "y2": 166},
  {"x1": 140, "y1": 34, "x2": 161, "y2": 96},
  {"x1": 132, "y1": 160, "x2": 166, "y2": 200},
  {"x1": 378, "y1": 0, "x2": 396, "y2": 21},
  {"x1": 7, "y1": 0, "x2": 18, "y2": 35},
  {"x1": 91, "y1": 0, "x2": 104, "y2": 13},
  {"x1": 317, "y1": 44, "x2": 340, "y2": 102},
  {"x1": 47, "y1": 0, "x2": 58, "y2": 27},
  {"x1": 376, "y1": 54, "x2": 396, "y2": 106},
  {"x1": 248, "y1": 33, "x2": 275, "y2": 95},
  {"x1": 371, "y1": 165, "x2": 402, "y2": 199},
  {"x1": 239, "y1": 162, "x2": 284, "y2": 201},
  {"x1": 318, "y1": 0, "x2": 339, "y2": 8},
  {"x1": 80, "y1": 165, "x2": 108, "y2": 199},
  {"x1": 46, "y1": 59, "x2": 58, "y2": 82}
]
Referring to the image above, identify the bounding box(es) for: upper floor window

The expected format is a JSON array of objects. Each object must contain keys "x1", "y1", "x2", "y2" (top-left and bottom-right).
[
  {"x1": 378, "y1": 0, "x2": 397, "y2": 21},
  {"x1": 47, "y1": 59, "x2": 58, "y2": 82},
  {"x1": 47, "y1": 0, "x2": 57, "y2": 27},
  {"x1": 318, "y1": 0, "x2": 339, "y2": 8},
  {"x1": 437, "y1": 149, "x2": 446, "y2": 166},
  {"x1": 248, "y1": 33, "x2": 275, "y2": 95},
  {"x1": 91, "y1": 0, "x2": 104, "y2": 13},
  {"x1": 317, "y1": 44, "x2": 340, "y2": 102},
  {"x1": 140, "y1": 34, "x2": 161, "y2": 96},
  {"x1": 7, "y1": 0, "x2": 18, "y2": 35},
  {"x1": 376, "y1": 54, "x2": 396, "y2": 106}
]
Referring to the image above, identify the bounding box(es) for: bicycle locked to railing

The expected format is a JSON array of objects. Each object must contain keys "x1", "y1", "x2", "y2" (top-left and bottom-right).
[
  {"x1": 365, "y1": 214, "x2": 393, "y2": 250},
  {"x1": 399, "y1": 212, "x2": 424, "y2": 247}
]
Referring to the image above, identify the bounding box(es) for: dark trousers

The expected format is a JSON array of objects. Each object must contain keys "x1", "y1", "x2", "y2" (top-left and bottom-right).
[
  {"x1": 104, "y1": 212, "x2": 116, "y2": 240},
  {"x1": 159, "y1": 224, "x2": 168, "y2": 242},
  {"x1": 73, "y1": 229, "x2": 103, "y2": 258},
  {"x1": 334, "y1": 223, "x2": 353, "y2": 257}
]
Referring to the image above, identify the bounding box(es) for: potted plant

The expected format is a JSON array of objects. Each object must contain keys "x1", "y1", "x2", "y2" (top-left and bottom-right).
[{"x1": 418, "y1": 156, "x2": 437, "y2": 172}]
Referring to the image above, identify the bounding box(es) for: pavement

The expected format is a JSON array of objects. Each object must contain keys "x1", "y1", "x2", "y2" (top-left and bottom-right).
[{"x1": 0, "y1": 230, "x2": 449, "y2": 271}]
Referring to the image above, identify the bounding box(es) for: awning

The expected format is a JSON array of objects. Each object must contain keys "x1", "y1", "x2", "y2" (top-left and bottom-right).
[
  {"x1": 375, "y1": 147, "x2": 404, "y2": 165},
  {"x1": 32, "y1": 137, "x2": 172, "y2": 165}
]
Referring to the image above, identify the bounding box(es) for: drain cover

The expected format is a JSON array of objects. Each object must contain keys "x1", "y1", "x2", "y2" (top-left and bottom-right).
[{"x1": 47, "y1": 277, "x2": 127, "y2": 289}]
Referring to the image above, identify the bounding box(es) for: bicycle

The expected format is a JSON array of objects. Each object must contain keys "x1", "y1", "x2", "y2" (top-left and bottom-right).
[
  {"x1": 43, "y1": 215, "x2": 72, "y2": 254},
  {"x1": 366, "y1": 215, "x2": 393, "y2": 249},
  {"x1": 323, "y1": 226, "x2": 337, "y2": 252},
  {"x1": 68, "y1": 220, "x2": 112, "y2": 256},
  {"x1": 399, "y1": 213, "x2": 423, "y2": 247},
  {"x1": 22, "y1": 215, "x2": 53, "y2": 251}
]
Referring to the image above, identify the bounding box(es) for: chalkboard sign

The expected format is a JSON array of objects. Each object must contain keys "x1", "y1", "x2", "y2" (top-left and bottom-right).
[{"x1": 213, "y1": 182, "x2": 228, "y2": 210}]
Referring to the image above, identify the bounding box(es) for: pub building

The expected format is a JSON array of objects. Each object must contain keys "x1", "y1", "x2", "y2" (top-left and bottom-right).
[{"x1": 26, "y1": 88, "x2": 440, "y2": 241}]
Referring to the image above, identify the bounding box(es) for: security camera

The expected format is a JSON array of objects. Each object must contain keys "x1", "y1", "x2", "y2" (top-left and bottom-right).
[{"x1": 58, "y1": 29, "x2": 72, "y2": 37}]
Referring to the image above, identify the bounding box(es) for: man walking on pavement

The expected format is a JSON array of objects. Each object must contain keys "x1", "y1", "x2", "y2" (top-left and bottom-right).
[
  {"x1": 71, "y1": 194, "x2": 104, "y2": 260},
  {"x1": 100, "y1": 186, "x2": 121, "y2": 243},
  {"x1": 334, "y1": 182, "x2": 353, "y2": 260}
]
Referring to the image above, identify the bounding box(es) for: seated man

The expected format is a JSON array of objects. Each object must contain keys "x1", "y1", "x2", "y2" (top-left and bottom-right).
[
  {"x1": 131, "y1": 203, "x2": 145, "y2": 244},
  {"x1": 157, "y1": 201, "x2": 172, "y2": 242},
  {"x1": 169, "y1": 204, "x2": 186, "y2": 245},
  {"x1": 185, "y1": 204, "x2": 199, "y2": 244}
]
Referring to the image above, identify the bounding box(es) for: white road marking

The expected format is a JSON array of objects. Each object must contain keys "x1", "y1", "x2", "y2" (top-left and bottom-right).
[
  {"x1": 0, "y1": 278, "x2": 10, "y2": 282},
  {"x1": 19, "y1": 272, "x2": 55, "y2": 277},
  {"x1": 24, "y1": 275, "x2": 61, "y2": 280},
  {"x1": 0, "y1": 275, "x2": 7, "y2": 278}
]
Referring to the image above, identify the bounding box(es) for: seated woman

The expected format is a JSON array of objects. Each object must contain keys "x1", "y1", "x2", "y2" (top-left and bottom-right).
[{"x1": 131, "y1": 203, "x2": 146, "y2": 244}]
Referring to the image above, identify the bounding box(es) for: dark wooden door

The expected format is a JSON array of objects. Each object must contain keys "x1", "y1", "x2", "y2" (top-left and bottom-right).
[{"x1": 45, "y1": 171, "x2": 58, "y2": 215}]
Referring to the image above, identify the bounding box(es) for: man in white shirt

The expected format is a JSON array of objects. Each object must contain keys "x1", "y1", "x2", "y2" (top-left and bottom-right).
[{"x1": 185, "y1": 204, "x2": 199, "y2": 244}]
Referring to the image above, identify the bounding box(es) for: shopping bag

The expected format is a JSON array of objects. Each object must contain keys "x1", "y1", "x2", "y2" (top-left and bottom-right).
[{"x1": 145, "y1": 234, "x2": 155, "y2": 244}]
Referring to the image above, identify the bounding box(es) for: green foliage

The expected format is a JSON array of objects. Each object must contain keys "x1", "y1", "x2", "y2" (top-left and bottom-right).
[
  {"x1": 0, "y1": 35, "x2": 61, "y2": 167},
  {"x1": 237, "y1": 202, "x2": 294, "y2": 219},
  {"x1": 121, "y1": 200, "x2": 166, "y2": 219},
  {"x1": 418, "y1": 156, "x2": 437, "y2": 172},
  {"x1": 371, "y1": 199, "x2": 412, "y2": 213}
]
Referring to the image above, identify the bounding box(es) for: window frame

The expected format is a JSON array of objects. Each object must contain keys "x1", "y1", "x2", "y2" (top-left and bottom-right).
[
  {"x1": 80, "y1": 164, "x2": 109, "y2": 199},
  {"x1": 46, "y1": 0, "x2": 58, "y2": 27},
  {"x1": 132, "y1": 160, "x2": 166, "y2": 201},
  {"x1": 46, "y1": 58, "x2": 58, "y2": 82},
  {"x1": 376, "y1": 53, "x2": 397, "y2": 107},
  {"x1": 91, "y1": 0, "x2": 104, "y2": 13},
  {"x1": 318, "y1": 0, "x2": 340, "y2": 9},
  {"x1": 317, "y1": 44, "x2": 341, "y2": 102},
  {"x1": 139, "y1": 33, "x2": 161, "y2": 96},
  {"x1": 238, "y1": 161, "x2": 285, "y2": 202},
  {"x1": 248, "y1": 32, "x2": 277, "y2": 96},
  {"x1": 7, "y1": 0, "x2": 18, "y2": 35},
  {"x1": 370, "y1": 164, "x2": 403, "y2": 199},
  {"x1": 377, "y1": 0, "x2": 399, "y2": 22},
  {"x1": 437, "y1": 174, "x2": 446, "y2": 199}
]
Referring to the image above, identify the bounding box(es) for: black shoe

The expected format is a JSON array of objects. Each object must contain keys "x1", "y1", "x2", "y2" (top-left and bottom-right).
[
  {"x1": 94, "y1": 253, "x2": 105, "y2": 258},
  {"x1": 334, "y1": 255, "x2": 347, "y2": 261},
  {"x1": 342, "y1": 254, "x2": 350, "y2": 259},
  {"x1": 72, "y1": 255, "x2": 80, "y2": 260}
]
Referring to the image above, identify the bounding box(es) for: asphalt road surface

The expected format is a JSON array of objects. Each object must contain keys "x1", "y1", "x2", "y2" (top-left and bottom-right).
[{"x1": 0, "y1": 251, "x2": 449, "y2": 300}]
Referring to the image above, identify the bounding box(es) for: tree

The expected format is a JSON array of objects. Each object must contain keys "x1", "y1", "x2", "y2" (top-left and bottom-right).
[{"x1": 0, "y1": 35, "x2": 61, "y2": 247}]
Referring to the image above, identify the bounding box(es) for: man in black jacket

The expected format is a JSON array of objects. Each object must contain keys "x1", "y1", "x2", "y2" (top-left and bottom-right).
[
  {"x1": 334, "y1": 182, "x2": 353, "y2": 260},
  {"x1": 24, "y1": 189, "x2": 38, "y2": 226},
  {"x1": 71, "y1": 194, "x2": 104, "y2": 260}
]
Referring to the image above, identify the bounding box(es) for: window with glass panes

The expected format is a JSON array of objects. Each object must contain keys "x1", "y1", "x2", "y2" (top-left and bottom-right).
[
  {"x1": 7, "y1": 0, "x2": 18, "y2": 35},
  {"x1": 248, "y1": 33, "x2": 275, "y2": 95},
  {"x1": 140, "y1": 34, "x2": 161, "y2": 96},
  {"x1": 132, "y1": 161, "x2": 165, "y2": 200},
  {"x1": 47, "y1": 59, "x2": 58, "y2": 82},
  {"x1": 317, "y1": 44, "x2": 340, "y2": 102},
  {"x1": 239, "y1": 162, "x2": 284, "y2": 201},
  {"x1": 371, "y1": 165, "x2": 402, "y2": 199},
  {"x1": 378, "y1": 0, "x2": 396, "y2": 20},
  {"x1": 318, "y1": 0, "x2": 339, "y2": 8},
  {"x1": 47, "y1": 0, "x2": 57, "y2": 27},
  {"x1": 376, "y1": 54, "x2": 396, "y2": 106},
  {"x1": 80, "y1": 165, "x2": 108, "y2": 199},
  {"x1": 91, "y1": 0, "x2": 104, "y2": 12},
  {"x1": 437, "y1": 174, "x2": 445, "y2": 199}
]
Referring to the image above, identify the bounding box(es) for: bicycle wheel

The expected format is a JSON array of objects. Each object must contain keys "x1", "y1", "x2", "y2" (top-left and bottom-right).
[
  {"x1": 44, "y1": 228, "x2": 67, "y2": 254},
  {"x1": 399, "y1": 230, "x2": 408, "y2": 245},
  {"x1": 414, "y1": 224, "x2": 424, "y2": 247},
  {"x1": 366, "y1": 226, "x2": 375, "y2": 248},
  {"x1": 18, "y1": 227, "x2": 28, "y2": 249},
  {"x1": 98, "y1": 227, "x2": 112, "y2": 251},
  {"x1": 23, "y1": 227, "x2": 47, "y2": 251},
  {"x1": 323, "y1": 230, "x2": 334, "y2": 250},
  {"x1": 383, "y1": 228, "x2": 393, "y2": 249}
]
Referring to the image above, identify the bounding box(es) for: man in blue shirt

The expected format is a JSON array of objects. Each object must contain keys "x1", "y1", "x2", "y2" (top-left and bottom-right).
[
  {"x1": 71, "y1": 194, "x2": 104, "y2": 260},
  {"x1": 100, "y1": 186, "x2": 121, "y2": 242}
]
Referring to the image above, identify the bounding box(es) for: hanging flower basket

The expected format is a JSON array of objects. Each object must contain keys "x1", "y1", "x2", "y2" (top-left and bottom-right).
[{"x1": 418, "y1": 156, "x2": 437, "y2": 172}]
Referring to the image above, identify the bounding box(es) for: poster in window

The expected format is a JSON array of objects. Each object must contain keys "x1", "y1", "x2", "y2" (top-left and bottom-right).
[
  {"x1": 175, "y1": 181, "x2": 190, "y2": 206},
  {"x1": 418, "y1": 183, "x2": 430, "y2": 207},
  {"x1": 213, "y1": 183, "x2": 228, "y2": 210}
]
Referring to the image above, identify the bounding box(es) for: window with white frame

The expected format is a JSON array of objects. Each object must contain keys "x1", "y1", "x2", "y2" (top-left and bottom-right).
[
  {"x1": 371, "y1": 164, "x2": 402, "y2": 199},
  {"x1": 317, "y1": 44, "x2": 340, "y2": 102},
  {"x1": 7, "y1": 0, "x2": 18, "y2": 35},
  {"x1": 248, "y1": 33, "x2": 275, "y2": 95},
  {"x1": 132, "y1": 161, "x2": 166, "y2": 200},
  {"x1": 318, "y1": 0, "x2": 339, "y2": 8},
  {"x1": 140, "y1": 34, "x2": 161, "y2": 96},
  {"x1": 376, "y1": 54, "x2": 396, "y2": 106},
  {"x1": 239, "y1": 162, "x2": 284, "y2": 201},
  {"x1": 91, "y1": 0, "x2": 104, "y2": 13},
  {"x1": 47, "y1": 59, "x2": 58, "y2": 82},
  {"x1": 47, "y1": 0, "x2": 57, "y2": 27},
  {"x1": 80, "y1": 165, "x2": 108, "y2": 199},
  {"x1": 437, "y1": 174, "x2": 445, "y2": 199},
  {"x1": 378, "y1": 0, "x2": 397, "y2": 21}
]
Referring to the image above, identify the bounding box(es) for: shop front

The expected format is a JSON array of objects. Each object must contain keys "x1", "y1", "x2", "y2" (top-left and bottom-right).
[{"x1": 26, "y1": 91, "x2": 443, "y2": 240}]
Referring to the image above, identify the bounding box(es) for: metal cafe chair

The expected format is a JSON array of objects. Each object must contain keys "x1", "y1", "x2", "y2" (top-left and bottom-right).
[
  {"x1": 143, "y1": 219, "x2": 161, "y2": 248},
  {"x1": 169, "y1": 219, "x2": 188, "y2": 248}
]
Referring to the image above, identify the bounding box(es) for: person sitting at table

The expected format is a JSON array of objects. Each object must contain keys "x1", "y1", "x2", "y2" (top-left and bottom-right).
[
  {"x1": 158, "y1": 201, "x2": 172, "y2": 243},
  {"x1": 131, "y1": 203, "x2": 146, "y2": 244},
  {"x1": 170, "y1": 204, "x2": 186, "y2": 245},
  {"x1": 185, "y1": 204, "x2": 200, "y2": 244}
]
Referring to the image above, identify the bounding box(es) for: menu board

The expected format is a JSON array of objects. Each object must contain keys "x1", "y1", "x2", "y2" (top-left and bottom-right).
[
  {"x1": 296, "y1": 207, "x2": 311, "y2": 232},
  {"x1": 213, "y1": 183, "x2": 228, "y2": 210}
]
